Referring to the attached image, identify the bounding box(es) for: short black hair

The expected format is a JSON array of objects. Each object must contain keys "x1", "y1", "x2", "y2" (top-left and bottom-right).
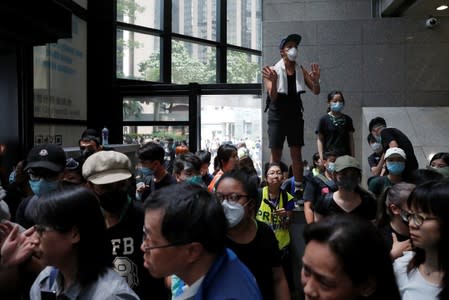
[
  {"x1": 367, "y1": 133, "x2": 376, "y2": 144},
  {"x1": 144, "y1": 183, "x2": 226, "y2": 254},
  {"x1": 327, "y1": 90, "x2": 345, "y2": 103},
  {"x1": 430, "y1": 152, "x2": 449, "y2": 165},
  {"x1": 216, "y1": 144, "x2": 237, "y2": 169},
  {"x1": 173, "y1": 152, "x2": 202, "y2": 175},
  {"x1": 368, "y1": 117, "x2": 387, "y2": 132},
  {"x1": 137, "y1": 142, "x2": 165, "y2": 163},
  {"x1": 195, "y1": 150, "x2": 212, "y2": 165}
]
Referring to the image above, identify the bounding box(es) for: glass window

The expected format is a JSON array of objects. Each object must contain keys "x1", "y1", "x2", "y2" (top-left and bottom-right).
[
  {"x1": 172, "y1": 0, "x2": 217, "y2": 41},
  {"x1": 33, "y1": 15, "x2": 87, "y2": 120},
  {"x1": 227, "y1": 50, "x2": 261, "y2": 83},
  {"x1": 172, "y1": 39, "x2": 216, "y2": 84},
  {"x1": 117, "y1": 0, "x2": 162, "y2": 29},
  {"x1": 73, "y1": 0, "x2": 87, "y2": 9},
  {"x1": 117, "y1": 30, "x2": 160, "y2": 81},
  {"x1": 201, "y1": 94, "x2": 262, "y2": 176},
  {"x1": 123, "y1": 96, "x2": 189, "y2": 121},
  {"x1": 227, "y1": 0, "x2": 261, "y2": 50},
  {"x1": 123, "y1": 125, "x2": 189, "y2": 145},
  {"x1": 34, "y1": 124, "x2": 87, "y2": 147}
]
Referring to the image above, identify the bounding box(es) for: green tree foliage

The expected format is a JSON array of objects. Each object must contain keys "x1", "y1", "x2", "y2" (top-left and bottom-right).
[{"x1": 123, "y1": 100, "x2": 143, "y2": 120}]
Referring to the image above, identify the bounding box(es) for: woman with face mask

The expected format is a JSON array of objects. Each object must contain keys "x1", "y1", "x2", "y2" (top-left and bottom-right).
[
  {"x1": 429, "y1": 152, "x2": 449, "y2": 178},
  {"x1": 316, "y1": 91, "x2": 355, "y2": 170},
  {"x1": 376, "y1": 182, "x2": 415, "y2": 259},
  {"x1": 368, "y1": 147, "x2": 407, "y2": 200},
  {"x1": 215, "y1": 169, "x2": 291, "y2": 300},
  {"x1": 314, "y1": 155, "x2": 377, "y2": 222}
]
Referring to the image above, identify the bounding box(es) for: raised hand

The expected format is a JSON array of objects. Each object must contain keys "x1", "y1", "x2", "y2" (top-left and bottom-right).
[
  {"x1": 390, "y1": 232, "x2": 412, "y2": 260},
  {"x1": 308, "y1": 63, "x2": 320, "y2": 84},
  {"x1": 1, "y1": 224, "x2": 37, "y2": 267},
  {"x1": 262, "y1": 66, "x2": 277, "y2": 83}
]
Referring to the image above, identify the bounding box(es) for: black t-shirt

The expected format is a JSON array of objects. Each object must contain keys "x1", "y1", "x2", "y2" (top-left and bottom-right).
[
  {"x1": 303, "y1": 174, "x2": 337, "y2": 207},
  {"x1": 107, "y1": 203, "x2": 169, "y2": 299},
  {"x1": 267, "y1": 73, "x2": 303, "y2": 121},
  {"x1": 381, "y1": 128, "x2": 418, "y2": 173},
  {"x1": 314, "y1": 189, "x2": 377, "y2": 221},
  {"x1": 316, "y1": 113, "x2": 354, "y2": 156},
  {"x1": 379, "y1": 223, "x2": 409, "y2": 251},
  {"x1": 225, "y1": 220, "x2": 282, "y2": 300},
  {"x1": 141, "y1": 172, "x2": 177, "y2": 201},
  {"x1": 368, "y1": 175, "x2": 393, "y2": 199}
]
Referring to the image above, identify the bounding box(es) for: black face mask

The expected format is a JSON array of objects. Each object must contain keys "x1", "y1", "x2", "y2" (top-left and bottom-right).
[
  {"x1": 97, "y1": 188, "x2": 129, "y2": 213},
  {"x1": 336, "y1": 175, "x2": 359, "y2": 192},
  {"x1": 81, "y1": 148, "x2": 95, "y2": 159}
]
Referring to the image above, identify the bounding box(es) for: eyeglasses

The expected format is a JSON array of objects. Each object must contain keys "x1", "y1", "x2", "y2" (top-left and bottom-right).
[
  {"x1": 34, "y1": 224, "x2": 56, "y2": 236},
  {"x1": 215, "y1": 192, "x2": 248, "y2": 203},
  {"x1": 142, "y1": 227, "x2": 188, "y2": 252},
  {"x1": 400, "y1": 211, "x2": 438, "y2": 227}
]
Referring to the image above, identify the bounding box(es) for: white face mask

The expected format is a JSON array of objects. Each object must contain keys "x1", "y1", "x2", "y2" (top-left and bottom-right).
[
  {"x1": 222, "y1": 200, "x2": 245, "y2": 228},
  {"x1": 286, "y1": 47, "x2": 298, "y2": 62},
  {"x1": 370, "y1": 142, "x2": 382, "y2": 153}
]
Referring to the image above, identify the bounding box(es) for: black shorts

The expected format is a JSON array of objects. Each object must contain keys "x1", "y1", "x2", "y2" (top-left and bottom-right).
[{"x1": 268, "y1": 116, "x2": 304, "y2": 149}]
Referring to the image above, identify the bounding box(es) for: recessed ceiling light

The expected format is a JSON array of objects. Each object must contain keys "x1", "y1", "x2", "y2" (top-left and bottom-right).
[{"x1": 436, "y1": 5, "x2": 448, "y2": 10}]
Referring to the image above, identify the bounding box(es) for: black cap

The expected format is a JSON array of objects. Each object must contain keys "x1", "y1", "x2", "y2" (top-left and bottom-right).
[
  {"x1": 279, "y1": 34, "x2": 302, "y2": 49},
  {"x1": 368, "y1": 117, "x2": 387, "y2": 132},
  {"x1": 24, "y1": 144, "x2": 66, "y2": 173}
]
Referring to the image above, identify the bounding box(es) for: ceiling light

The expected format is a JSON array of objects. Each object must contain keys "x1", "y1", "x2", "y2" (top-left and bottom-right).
[{"x1": 436, "y1": 5, "x2": 448, "y2": 10}]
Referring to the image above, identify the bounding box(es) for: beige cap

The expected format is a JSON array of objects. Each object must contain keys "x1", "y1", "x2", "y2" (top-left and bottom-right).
[{"x1": 82, "y1": 151, "x2": 132, "y2": 185}]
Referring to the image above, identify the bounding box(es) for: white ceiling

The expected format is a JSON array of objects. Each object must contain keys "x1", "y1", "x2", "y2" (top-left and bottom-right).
[{"x1": 402, "y1": 0, "x2": 449, "y2": 17}]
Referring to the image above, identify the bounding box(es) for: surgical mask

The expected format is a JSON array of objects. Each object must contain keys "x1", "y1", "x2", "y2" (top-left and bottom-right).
[
  {"x1": 330, "y1": 102, "x2": 344, "y2": 112},
  {"x1": 9, "y1": 170, "x2": 16, "y2": 184},
  {"x1": 286, "y1": 47, "x2": 298, "y2": 62},
  {"x1": 336, "y1": 175, "x2": 359, "y2": 192},
  {"x1": 370, "y1": 142, "x2": 382, "y2": 153},
  {"x1": 186, "y1": 175, "x2": 204, "y2": 186},
  {"x1": 29, "y1": 179, "x2": 59, "y2": 197},
  {"x1": 140, "y1": 167, "x2": 152, "y2": 177},
  {"x1": 326, "y1": 162, "x2": 336, "y2": 174},
  {"x1": 222, "y1": 200, "x2": 245, "y2": 228},
  {"x1": 386, "y1": 161, "x2": 405, "y2": 175},
  {"x1": 374, "y1": 135, "x2": 382, "y2": 143}
]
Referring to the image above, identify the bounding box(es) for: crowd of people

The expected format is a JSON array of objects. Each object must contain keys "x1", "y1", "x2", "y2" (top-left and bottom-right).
[{"x1": 1, "y1": 33, "x2": 449, "y2": 300}]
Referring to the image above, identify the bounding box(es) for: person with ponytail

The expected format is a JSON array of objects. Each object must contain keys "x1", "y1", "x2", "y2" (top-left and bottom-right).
[{"x1": 316, "y1": 90, "x2": 354, "y2": 168}]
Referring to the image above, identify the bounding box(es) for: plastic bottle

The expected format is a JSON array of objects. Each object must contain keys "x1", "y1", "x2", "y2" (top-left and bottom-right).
[{"x1": 102, "y1": 126, "x2": 109, "y2": 145}]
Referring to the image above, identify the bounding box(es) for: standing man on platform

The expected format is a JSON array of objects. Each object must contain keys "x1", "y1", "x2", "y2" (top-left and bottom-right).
[{"x1": 262, "y1": 33, "x2": 321, "y2": 197}]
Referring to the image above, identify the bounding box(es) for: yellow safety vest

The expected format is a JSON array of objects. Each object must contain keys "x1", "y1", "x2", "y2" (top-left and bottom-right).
[{"x1": 256, "y1": 186, "x2": 293, "y2": 250}]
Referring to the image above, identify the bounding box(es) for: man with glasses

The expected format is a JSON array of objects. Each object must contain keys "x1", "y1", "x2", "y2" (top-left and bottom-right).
[
  {"x1": 141, "y1": 183, "x2": 262, "y2": 300},
  {"x1": 82, "y1": 150, "x2": 168, "y2": 299}
]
